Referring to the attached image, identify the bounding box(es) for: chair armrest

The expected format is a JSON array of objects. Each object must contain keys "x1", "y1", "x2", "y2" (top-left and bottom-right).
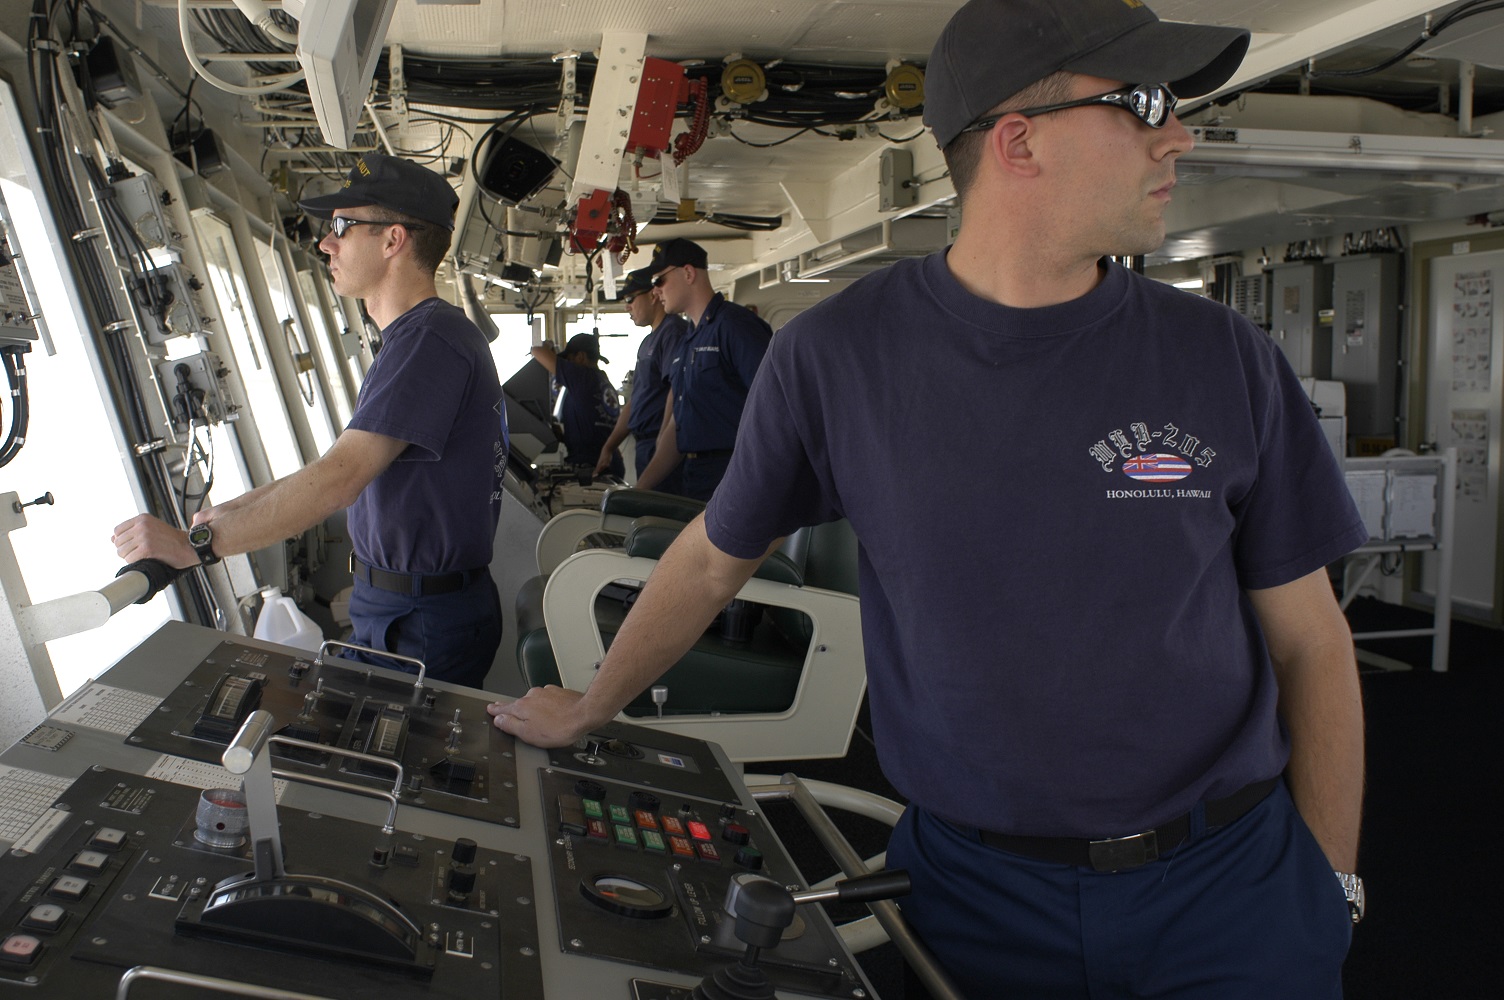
[
  {"x1": 625, "y1": 517, "x2": 805, "y2": 586},
  {"x1": 601, "y1": 488, "x2": 707, "y2": 523}
]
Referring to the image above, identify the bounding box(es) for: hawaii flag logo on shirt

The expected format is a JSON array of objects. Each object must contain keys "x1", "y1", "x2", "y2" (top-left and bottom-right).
[{"x1": 1122, "y1": 453, "x2": 1192, "y2": 482}]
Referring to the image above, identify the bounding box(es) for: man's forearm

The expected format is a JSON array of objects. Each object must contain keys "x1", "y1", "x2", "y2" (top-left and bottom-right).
[
  {"x1": 205, "y1": 430, "x2": 405, "y2": 558},
  {"x1": 492, "y1": 517, "x2": 780, "y2": 746},
  {"x1": 1252, "y1": 572, "x2": 1365, "y2": 871},
  {"x1": 1278, "y1": 638, "x2": 1364, "y2": 871},
  {"x1": 635, "y1": 395, "x2": 678, "y2": 491}
]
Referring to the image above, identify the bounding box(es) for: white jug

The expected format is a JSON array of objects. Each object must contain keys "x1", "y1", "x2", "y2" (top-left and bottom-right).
[{"x1": 253, "y1": 587, "x2": 323, "y2": 652}]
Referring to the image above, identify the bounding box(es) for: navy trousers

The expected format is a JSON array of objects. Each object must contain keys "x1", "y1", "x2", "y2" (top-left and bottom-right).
[
  {"x1": 342, "y1": 574, "x2": 502, "y2": 689},
  {"x1": 887, "y1": 782, "x2": 1352, "y2": 999},
  {"x1": 680, "y1": 452, "x2": 733, "y2": 502}
]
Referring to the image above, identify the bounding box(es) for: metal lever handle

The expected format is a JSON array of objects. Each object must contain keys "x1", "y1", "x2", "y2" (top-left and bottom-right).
[
  {"x1": 316, "y1": 639, "x2": 428, "y2": 693},
  {"x1": 792, "y1": 869, "x2": 911, "y2": 906}
]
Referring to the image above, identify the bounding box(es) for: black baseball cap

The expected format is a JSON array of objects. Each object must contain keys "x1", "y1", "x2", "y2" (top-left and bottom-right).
[
  {"x1": 299, "y1": 152, "x2": 460, "y2": 231},
  {"x1": 563, "y1": 333, "x2": 607, "y2": 364},
  {"x1": 618, "y1": 267, "x2": 654, "y2": 300},
  {"x1": 650, "y1": 238, "x2": 709, "y2": 273},
  {"x1": 924, "y1": 0, "x2": 1250, "y2": 149}
]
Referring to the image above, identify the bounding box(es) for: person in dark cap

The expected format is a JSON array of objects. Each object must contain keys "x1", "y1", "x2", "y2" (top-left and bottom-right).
[
  {"x1": 633, "y1": 238, "x2": 772, "y2": 500},
  {"x1": 114, "y1": 152, "x2": 506, "y2": 689},
  {"x1": 529, "y1": 331, "x2": 625, "y2": 478},
  {"x1": 593, "y1": 266, "x2": 689, "y2": 491},
  {"x1": 491, "y1": 3, "x2": 1367, "y2": 996}
]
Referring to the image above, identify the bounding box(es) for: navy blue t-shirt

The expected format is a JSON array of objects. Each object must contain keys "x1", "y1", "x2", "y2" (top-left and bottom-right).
[
  {"x1": 706, "y1": 253, "x2": 1367, "y2": 838},
  {"x1": 667, "y1": 294, "x2": 772, "y2": 453},
  {"x1": 553, "y1": 357, "x2": 621, "y2": 468},
  {"x1": 629, "y1": 313, "x2": 688, "y2": 440},
  {"x1": 346, "y1": 297, "x2": 504, "y2": 574}
]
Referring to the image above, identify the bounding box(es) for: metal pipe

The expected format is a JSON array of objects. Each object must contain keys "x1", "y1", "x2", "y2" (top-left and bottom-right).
[
  {"x1": 117, "y1": 965, "x2": 336, "y2": 999},
  {"x1": 752, "y1": 775, "x2": 966, "y2": 1000},
  {"x1": 1460, "y1": 61, "x2": 1475, "y2": 136}
]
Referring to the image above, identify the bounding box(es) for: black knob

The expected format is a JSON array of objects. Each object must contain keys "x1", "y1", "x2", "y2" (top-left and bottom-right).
[
  {"x1": 731, "y1": 879, "x2": 795, "y2": 950},
  {"x1": 448, "y1": 864, "x2": 476, "y2": 896},
  {"x1": 451, "y1": 838, "x2": 477, "y2": 865},
  {"x1": 734, "y1": 846, "x2": 764, "y2": 871},
  {"x1": 629, "y1": 790, "x2": 661, "y2": 813},
  {"x1": 722, "y1": 823, "x2": 750, "y2": 846},
  {"x1": 720, "y1": 802, "x2": 738, "y2": 821},
  {"x1": 575, "y1": 779, "x2": 607, "y2": 800}
]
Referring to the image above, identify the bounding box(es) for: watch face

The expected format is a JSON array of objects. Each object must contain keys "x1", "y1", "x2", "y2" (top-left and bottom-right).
[{"x1": 188, "y1": 524, "x2": 212, "y2": 546}]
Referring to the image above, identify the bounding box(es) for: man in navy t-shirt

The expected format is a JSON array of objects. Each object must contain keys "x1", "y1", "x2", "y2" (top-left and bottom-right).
[
  {"x1": 114, "y1": 153, "x2": 505, "y2": 689},
  {"x1": 491, "y1": 2, "x2": 1369, "y2": 996},
  {"x1": 530, "y1": 333, "x2": 624, "y2": 478},
  {"x1": 633, "y1": 238, "x2": 772, "y2": 501},
  {"x1": 594, "y1": 266, "x2": 688, "y2": 491}
]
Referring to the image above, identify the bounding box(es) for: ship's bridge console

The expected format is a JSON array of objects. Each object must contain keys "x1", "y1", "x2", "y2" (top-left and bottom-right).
[{"x1": 0, "y1": 622, "x2": 916, "y2": 999}]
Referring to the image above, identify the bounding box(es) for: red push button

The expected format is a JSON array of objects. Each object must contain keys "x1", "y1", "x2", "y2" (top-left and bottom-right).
[
  {"x1": 696, "y1": 841, "x2": 721, "y2": 863},
  {"x1": 687, "y1": 820, "x2": 712, "y2": 842},
  {"x1": 0, "y1": 934, "x2": 43, "y2": 967},
  {"x1": 586, "y1": 818, "x2": 610, "y2": 840},
  {"x1": 669, "y1": 835, "x2": 695, "y2": 858}
]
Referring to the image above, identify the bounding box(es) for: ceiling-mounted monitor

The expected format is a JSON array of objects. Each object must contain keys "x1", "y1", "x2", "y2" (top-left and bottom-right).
[{"x1": 293, "y1": 0, "x2": 398, "y2": 149}]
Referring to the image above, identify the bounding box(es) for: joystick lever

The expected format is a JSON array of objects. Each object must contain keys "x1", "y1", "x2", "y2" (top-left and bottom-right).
[
  {"x1": 693, "y1": 869, "x2": 911, "y2": 1000},
  {"x1": 222, "y1": 710, "x2": 285, "y2": 882}
]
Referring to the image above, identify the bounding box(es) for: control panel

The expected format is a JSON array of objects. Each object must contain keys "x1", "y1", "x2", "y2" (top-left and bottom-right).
[
  {"x1": 0, "y1": 767, "x2": 541, "y2": 997},
  {"x1": 0, "y1": 622, "x2": 887, "y2": 999},
  {"x1": 539, "y1": 767, "x2": 869, "y2": 997},
  {"x1": 127, "y1": 639, "x2": 522, "y2": 826}
]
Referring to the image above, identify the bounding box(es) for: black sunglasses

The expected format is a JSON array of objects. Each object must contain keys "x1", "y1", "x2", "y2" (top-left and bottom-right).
[
  {"x1": 651, "y1": 265, "x2": 693, "y2": 288},
  {"x1": 959, "y1": 83, "x2": 1179, "y2": 137},
  {"x1": 325, "y1": 217, "x2": 427, "y2": 239}
]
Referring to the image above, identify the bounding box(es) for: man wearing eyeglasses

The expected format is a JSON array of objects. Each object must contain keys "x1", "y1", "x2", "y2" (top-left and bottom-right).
[
  {"x1": 632, "y1": 238, "x2": 772, "y2": 501},
  {"x1": 491, "y1": 2, "x2": 1367, "y2": 995},
  {"x1": 593, "y1": 267, "x2": 689, "y2": 490},
  {"x1": 114, "y1": 153, "x2": 506, "y2": 689}
]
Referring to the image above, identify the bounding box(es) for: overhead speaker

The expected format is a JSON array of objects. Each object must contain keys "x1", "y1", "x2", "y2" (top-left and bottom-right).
[{"x1": 479, "y1": 137, "x2": 559, "y2": 205}]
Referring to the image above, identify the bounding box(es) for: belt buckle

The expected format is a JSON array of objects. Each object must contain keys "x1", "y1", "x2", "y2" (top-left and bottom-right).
[{"x1": 1087, "y1": 830, "x2": 1158, "y2": 872}]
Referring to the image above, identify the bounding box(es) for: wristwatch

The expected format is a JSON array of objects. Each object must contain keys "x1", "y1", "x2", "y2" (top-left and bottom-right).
[
  {"x1": 187, "y1": 522, "x2": 219, "y2": 566},
  {"x1": 1335, "y1": 871, "x2": 1365, "y2": 924}
]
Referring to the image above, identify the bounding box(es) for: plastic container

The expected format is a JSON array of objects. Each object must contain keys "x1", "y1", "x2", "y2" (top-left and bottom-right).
[{"x1": 253, "y1": 587, "x2": 324, "y2": 652}]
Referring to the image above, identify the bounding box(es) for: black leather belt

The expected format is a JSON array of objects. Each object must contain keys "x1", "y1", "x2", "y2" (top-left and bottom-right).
[
  {"x1": 684, "y1": 449, "x2": 734, "y2": 459},
  {"x1": 349, "y1": 555, "x2": 484, "y2": 597},
  {"x1": 972, "y1": 777, "x2": 1280, "y2": 872}
]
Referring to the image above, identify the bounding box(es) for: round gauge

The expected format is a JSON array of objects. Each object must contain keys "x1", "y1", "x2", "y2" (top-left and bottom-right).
[{"x1": 580, "y1": 874, "x2": 674, "y2": 920}]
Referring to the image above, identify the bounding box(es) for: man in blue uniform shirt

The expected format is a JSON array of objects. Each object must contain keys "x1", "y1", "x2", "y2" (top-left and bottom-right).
[
  {"x1": 114, "y1": 153, "x2": 505, "y2": 689},
  {"x1": 491, "y1": 2, "x2": 1369, "y2": 996},
  {"x1": 529, "y1": 333, "x2": 624, "y2": 478},
  {"x1": 595, "y1": 266, "x2": 688, "y2": 491},
  {"x1": 633, "y1": 238, "x2": 772, "y2": 501}
]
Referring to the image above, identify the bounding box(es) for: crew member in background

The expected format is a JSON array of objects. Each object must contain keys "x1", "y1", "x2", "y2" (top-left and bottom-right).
[
  {"x1": 632, "y1": 238, "x2": 772, "y2": 501},
  {"x1": 594, "y1": 266, "x2": 688, "y2": 491},
  {"x1": 113, "y1": 152, "x2": 505, "y2": 689},
  {"x1": 489, "y1": 1, "x2": 1369, "y2": 995},
  {"x1": 530, "y1": 332, "x2": 624, "y2": 478}
]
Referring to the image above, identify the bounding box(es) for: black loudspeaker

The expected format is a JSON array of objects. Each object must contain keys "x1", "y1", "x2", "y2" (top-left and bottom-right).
[
  {"x1": 82, "y1": 36, "x2": 142, "y2": 108},
  {"x1": 479, "y1": 137, "x2": 559, "y2": 204}
]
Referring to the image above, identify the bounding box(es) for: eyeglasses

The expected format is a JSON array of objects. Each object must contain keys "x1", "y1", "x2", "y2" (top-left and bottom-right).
[
  {"x1": 958, "y1": 83, "x2": 1179, "y2": 137},
  {"x1": 651, "y1": 270, "x2": 673, "y2": 288},
  {"x1": 324, "y1": 217, "x2": 427, "y2": 239}
]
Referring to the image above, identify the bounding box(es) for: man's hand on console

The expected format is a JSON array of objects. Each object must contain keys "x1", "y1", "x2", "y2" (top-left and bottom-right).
[{"x1": 488, "y1": 686, "x2": 598, "y2": 747}]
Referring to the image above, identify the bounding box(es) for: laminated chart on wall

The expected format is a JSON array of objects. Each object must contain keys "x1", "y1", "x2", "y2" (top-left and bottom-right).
[
  {"x1": 1451, "y1": 408, "x2": 1490, "y2": 503},
  {"x1": 1450, "y1": 270, "x2": 1493, "y2": 393}
]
